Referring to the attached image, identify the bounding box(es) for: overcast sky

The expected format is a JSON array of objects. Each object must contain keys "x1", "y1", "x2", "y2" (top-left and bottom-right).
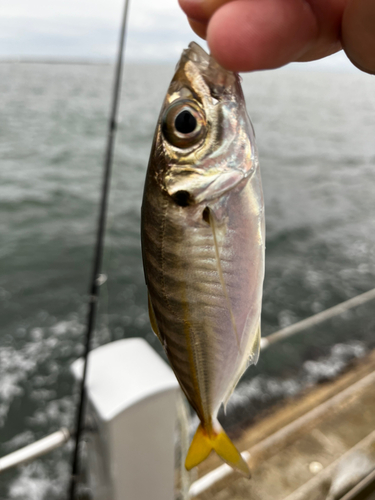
[
  {"x1": 0, "y1": 0, "x2": 357, "y2": 70},
  {"x1": 0, "y1": 0, "x2": 206, "y2": 61}
]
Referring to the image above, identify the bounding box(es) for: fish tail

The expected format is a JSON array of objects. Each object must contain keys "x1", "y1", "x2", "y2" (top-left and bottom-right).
[{"x1": 185, "y1": 422, "x2": 251, "y2": 477}]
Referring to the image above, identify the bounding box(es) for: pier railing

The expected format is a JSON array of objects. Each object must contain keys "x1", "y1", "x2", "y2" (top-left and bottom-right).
[
  {"x1": 0, "y1": 428, "x2": 71, "y2": 474},
  {"x1": 260, "y1": 287, "x2": 375, "y2": 350}
]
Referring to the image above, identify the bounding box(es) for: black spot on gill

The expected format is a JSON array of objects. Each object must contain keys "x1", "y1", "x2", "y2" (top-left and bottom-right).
[
  {"x1": 171, "y1": 190, "x2": 192, "y2": 207},
  {"x1": 202, "y1": 206, "x2": 210, "y2": 224}
]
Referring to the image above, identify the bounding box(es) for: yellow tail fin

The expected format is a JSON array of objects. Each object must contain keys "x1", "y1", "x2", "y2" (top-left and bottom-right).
[{"x1": 185, "y1": 423, "x2": 251, "y2": 477}]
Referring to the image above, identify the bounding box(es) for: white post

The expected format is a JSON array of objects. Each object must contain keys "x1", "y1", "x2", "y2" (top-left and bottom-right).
[{"x1": 71, "y1": 338, "x2": 179, "y2": 500}]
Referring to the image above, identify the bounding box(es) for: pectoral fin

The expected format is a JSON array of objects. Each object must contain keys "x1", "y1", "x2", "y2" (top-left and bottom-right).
[{"x1": 207, "y1": 207, "x2": 241, "y2": 352}]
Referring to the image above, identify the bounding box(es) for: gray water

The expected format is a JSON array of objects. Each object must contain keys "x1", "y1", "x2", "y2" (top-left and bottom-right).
[{"x1": 0, "y1": 62, "x2": 375, "y2": 499}]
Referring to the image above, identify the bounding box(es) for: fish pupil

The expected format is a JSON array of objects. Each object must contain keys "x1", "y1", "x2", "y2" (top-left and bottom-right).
[{"x1": 175, "y1": 110, "x2": 197, "y2": 134}]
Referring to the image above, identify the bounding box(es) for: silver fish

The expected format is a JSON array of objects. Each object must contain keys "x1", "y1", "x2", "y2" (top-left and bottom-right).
[{"x1": 141, "y1": 42, "x2": 265, "y2": 476}]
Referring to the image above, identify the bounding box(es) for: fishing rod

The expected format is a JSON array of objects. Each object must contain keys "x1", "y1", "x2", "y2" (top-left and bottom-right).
[{"x1": 68, "y1": 0, "x2": 130, "y2": 498}]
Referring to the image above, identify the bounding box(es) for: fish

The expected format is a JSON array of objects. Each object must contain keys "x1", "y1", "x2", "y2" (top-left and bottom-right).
[{"x1": 141, "y1": 42, "x2": 265, "y2": 477}]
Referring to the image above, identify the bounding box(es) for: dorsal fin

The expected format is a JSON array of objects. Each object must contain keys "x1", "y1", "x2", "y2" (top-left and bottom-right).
[{"x1": 148, "y1": 292, "x2": 163, "y2": 343}]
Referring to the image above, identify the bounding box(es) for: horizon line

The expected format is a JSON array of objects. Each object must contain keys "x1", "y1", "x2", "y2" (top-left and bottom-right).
[{"x1": 0, "y1": 56, "x2": 177, "y2": 65}]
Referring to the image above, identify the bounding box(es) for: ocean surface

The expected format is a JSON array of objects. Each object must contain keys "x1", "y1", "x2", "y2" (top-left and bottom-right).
[{"x1": 0, "y1": 61, "x2": 375, "y2": 499}]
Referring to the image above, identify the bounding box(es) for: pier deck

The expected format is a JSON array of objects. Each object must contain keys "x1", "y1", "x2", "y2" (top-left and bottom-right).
[{"x1": 194, "y1": 348, "x2": 375, "y2": 500}]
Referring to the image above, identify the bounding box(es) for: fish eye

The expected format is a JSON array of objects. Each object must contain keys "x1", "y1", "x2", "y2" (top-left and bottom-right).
[
  {"x1": 162, "y1": 100, "x2": 206, "y2": 149},
  {"x1": 174, "y1": 110, "x2": 197, "y2": 134}
]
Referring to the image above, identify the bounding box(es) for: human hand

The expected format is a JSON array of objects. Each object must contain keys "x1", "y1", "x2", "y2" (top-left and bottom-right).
[{"x1": 178, "y1": 0, "x2": 375, "y2": 74}]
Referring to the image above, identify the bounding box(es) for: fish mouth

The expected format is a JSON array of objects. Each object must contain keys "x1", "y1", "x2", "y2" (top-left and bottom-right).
[
  {"x1": 181, "y1": 42, "x2": 211, "y2": 66},
  {"x1": 177, "y1": 42, "x2": 241, "y2": 100}
]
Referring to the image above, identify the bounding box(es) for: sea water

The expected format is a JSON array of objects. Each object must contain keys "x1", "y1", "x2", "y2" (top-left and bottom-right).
[{"x1": 0, "y1": 62, "x2": 375, "y2": 499}]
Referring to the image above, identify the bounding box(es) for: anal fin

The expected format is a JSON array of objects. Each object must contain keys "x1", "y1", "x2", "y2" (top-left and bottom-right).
[
  {"x1": 222, "y1": 320, "x2": 261, "y2": 412},
  {"x1": 250, "y1": 321, "x2": 261, "y2": 366}
]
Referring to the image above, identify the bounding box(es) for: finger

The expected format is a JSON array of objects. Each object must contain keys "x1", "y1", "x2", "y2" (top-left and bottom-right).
[
  {"x1": 179, "y1": 0, "x2": 234, "y2": 23},
  {"x1": 206, "y1": 0, "x2": 319, "y2": 71},
  {"x1": 188, "y1": 18, "x2": 208, "y2": 39},
  {"x1": 295, "y1": 0, "x2": 344, "y2": 62},
  {"x1": 342, "y1": 0, "x2": 375, "y2": 74}
]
